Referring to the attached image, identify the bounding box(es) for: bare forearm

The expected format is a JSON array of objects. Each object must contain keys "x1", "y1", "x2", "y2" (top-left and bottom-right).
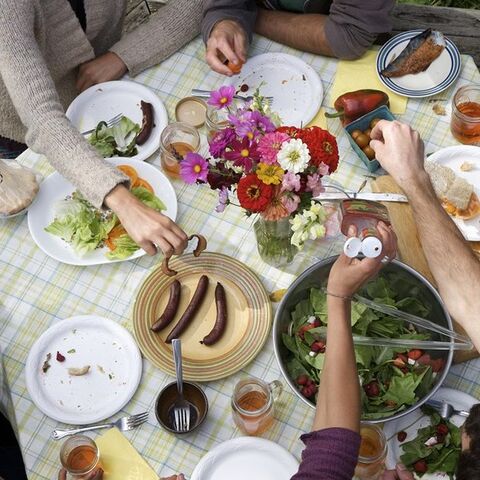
[
  {"x1": 314, "y1": 297, "x2": 360, "y2": 432},
  {"x1": 408, "y1": 177, "x2": 480, "y2": 350},
  {"x1": 254, "y1": 10, "x2": 334, "y2": 57}
]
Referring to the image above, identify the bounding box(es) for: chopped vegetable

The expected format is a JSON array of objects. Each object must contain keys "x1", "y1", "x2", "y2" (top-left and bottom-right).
[
  {"x1": 270, "y1": 289, "x2": 287, "y2": 302},
  {"x1": 68, "y1": 365, "x2": 91, "y2": 376},
  {"x1": 67, "y1": 348, "x2": 76, "y2": 354},
  {"x1": 42, "y1": 353, "x2": 52, "y2": 373},
  {"x1": 56, "y1": 351, "x2": 66, "y2": 362}
]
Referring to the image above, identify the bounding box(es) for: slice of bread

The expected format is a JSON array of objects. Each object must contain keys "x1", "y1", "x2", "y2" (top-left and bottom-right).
[
  {"x1": 425, "y1": 162, "x2": 455, "y2": 198},
  {"x1": 444, "y1": 177, "x2": 474, "y2": 211}
]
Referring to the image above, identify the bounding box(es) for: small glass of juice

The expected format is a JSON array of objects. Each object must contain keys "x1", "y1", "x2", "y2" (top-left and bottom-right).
[
  {"x1": 450, "y1": 84, "x2": 480, "y2": 146},
  {"x1": 159, "y1": 122, "x2": 200, "y2": 178},
  {"x1": 354, "y1": 423, "x2": 387, "y2": 480},
  {"x1": 60, "y1": 435, "x2": 99, "y2": 477},
  {"x1": 231, "y1": 377, "x2": 283, "y2": 436}
]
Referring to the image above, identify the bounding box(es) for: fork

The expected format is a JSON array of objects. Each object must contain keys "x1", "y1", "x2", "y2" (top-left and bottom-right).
[
  {"x1": 80, "y1": 113, "x2": 123, "y2": 135},
  {"x1": 191, "y1": 88, "x2": 273, "y2": 104},
  {"x1": 172, "y1": 339, "x2": 190, "y2": 432},
  {"x1": 426, "y1": 399, "x2": 470, "y2": 419},
  {"x1": 51, "y1": 411, "x2": 149, "y2": 440}
]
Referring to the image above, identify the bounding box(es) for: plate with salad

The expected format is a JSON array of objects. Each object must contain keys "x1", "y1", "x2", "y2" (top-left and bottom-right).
[
  {"x1": 27, "y1": 158, "x2": 177, "y2": 265},
  {"x1": 66, "y1": 80, "x2": 168, "y2": 162},
  {"x1": 383, "y1": 387, "x2": 478, "y2": 479}
]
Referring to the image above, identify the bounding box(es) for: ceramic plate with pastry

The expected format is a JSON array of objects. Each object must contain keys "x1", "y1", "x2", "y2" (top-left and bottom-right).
[
  {"x1": 426, "y1": 145, "x2": 480, "y2": 240},
  {"x1": 376, "y1": 29, "x2": 461, "y2": 98}
]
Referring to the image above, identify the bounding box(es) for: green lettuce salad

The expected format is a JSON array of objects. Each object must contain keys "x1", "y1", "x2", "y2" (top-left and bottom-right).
[
  {"x1": 282, "y1": 272, "x2": 446, "y2": 420},
  {"x1": 88, "y1": 116, "x2": 140, "y2": 158},
  {"x1": 45, "y1": 187, "x2": 165, "y2": 260}
]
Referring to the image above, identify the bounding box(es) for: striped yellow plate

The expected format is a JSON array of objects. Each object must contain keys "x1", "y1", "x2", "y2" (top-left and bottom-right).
[{"x1": 132, "y1": 252, "x2": 272, "y2": 381}]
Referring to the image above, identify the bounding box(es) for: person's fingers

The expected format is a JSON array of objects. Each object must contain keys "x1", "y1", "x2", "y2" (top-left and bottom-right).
[
  {"x1": 217, "y1": 38, "x2": 239, "y2": 66},
  {"x1": 206, "y1": 45, "x2": 232, "y2": 76},
  {"x1": 88, "y1": 468, "x2": 104, "y2": 480},
  {"x1": 58, "y1": 469, "x2": 67, "y2": 480},
  {"x1": 377, "y1": 222, "x2": 396, "y2": 260},
  {"x1": 370, "y1": 119, "x2": 391, "y2": 141},
  {"x1": 177, "y1": 475, "x2": 186, "y2": 480},
  {"x1": 153, "y1": 237, "x2": 174, "y2": 258},
  {"x1": 369, "y1": 139, "x2": 386, "y2": 156},
  {"x1": 380, "y1": 470, "x2": 398, "y2": 480},
  {"x1": 162, "y1": 230, "x2": 187, "y2": 256},
  {"x1": 347, "y1": 224, "x2": 357, "y2": 237},
  {"x1": 233, "y1": 32, "x2": 247, "y2": 62},
  {"x1": 395, "y1": 464, "x2": 414, "y2": 480},
  {"x1": 139, "y1": 240, "x2": 157, "y2": 256}
]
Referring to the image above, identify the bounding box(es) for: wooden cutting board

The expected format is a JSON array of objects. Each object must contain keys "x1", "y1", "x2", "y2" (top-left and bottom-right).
[{"x1": 371, "y1": 175, "x2": 478, "y2": 363}]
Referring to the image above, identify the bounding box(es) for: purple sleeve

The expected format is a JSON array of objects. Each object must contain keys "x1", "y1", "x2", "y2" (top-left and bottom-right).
[
  {"x1": 290, "y1": 428, "x2": 361, "y2": 480},
  {"x1": 324, "y1": 0, "x2": 396, "y2": 59}
]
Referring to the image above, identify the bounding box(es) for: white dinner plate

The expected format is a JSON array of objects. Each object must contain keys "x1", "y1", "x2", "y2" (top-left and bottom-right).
[
  {"x1": 27, "y1": 158, "x2": 177, "y2": 265},
  {"x1": 228, "y1": 53, "x2": 323, "y2": 127},
  {"x1": 66, "y1": 80, "x2": 168, "y2": 162},
  {"x1": 25, "y1": 315, "x2": 142, "y2": 425},
  {"x1": 426, "y1": 145, "x2": 480, "y2": 241},
  {"x1": 376, "y1": 30, "x2": 461, "y2": 98},
  {"x1": 383, "y1": 387, "x2": 479, "y2": 479},
  {"x1": 191, "y1": 437, "x2": 299, "y2": 480}
]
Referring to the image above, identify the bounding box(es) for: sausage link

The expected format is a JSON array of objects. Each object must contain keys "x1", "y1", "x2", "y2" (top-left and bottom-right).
[
  {"x1": 166, "y1": 275, "x2": 209, "y2": 343},
  {"x1": 201, "y1": 282, "x2": 227, "y2": 346},
  {"x1": 136, "y1": 101, "x2": 153, "y2": 145},
  {"x1": 151, "y1": 280, "x2": 181, "y2": 332}
]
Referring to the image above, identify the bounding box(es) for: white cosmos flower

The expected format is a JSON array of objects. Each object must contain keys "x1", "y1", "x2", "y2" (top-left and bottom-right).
[{"x1": 277, "y1": 139, "x2": 310, "y2": 173}]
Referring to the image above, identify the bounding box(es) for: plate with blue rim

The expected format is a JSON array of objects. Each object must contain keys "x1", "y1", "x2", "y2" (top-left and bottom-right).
[{"x1": 376, "y1": 30, "x2": 461, "y2": 98}]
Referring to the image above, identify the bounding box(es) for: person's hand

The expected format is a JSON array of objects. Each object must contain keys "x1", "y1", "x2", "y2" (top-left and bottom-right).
[
  {"x1": 105, "y1": 185, "x2": 188, "y2": 257},
  {"x1": 206, "y1": 19, "x2": 247, "y2": 76},
  {"x1": 161, "y1": 475, "x2": 185, "y2": 480},
  {"x1": 77, "y1": 52, "x2": 128, "y2": 92},
  {"x1": 327, "y1": 222, "x2": 397, "y2": 298},
  {"x1": 369, "y1": 120, "x2": 430, "y2": 196},
  {"x1": 381, "y1": 464, "x2": 415, "y2": 479},
  {"x1": 58, "y1": 468, "x2": 103, "y2": 480}
]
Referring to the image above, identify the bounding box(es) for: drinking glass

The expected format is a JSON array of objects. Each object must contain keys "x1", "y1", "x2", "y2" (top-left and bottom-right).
[
  {"x1": 60, "y1": 435, "x2": 99, "y2": 477},
  {"x1": 354, "y1": 423, "x2": 387, "y2": 480},
  {"x1": 231, "y1": 377, "x2": 283, "y2": 436},
  {"x1": 450, "y1": 84, "x2": 480, "y2": 145}
]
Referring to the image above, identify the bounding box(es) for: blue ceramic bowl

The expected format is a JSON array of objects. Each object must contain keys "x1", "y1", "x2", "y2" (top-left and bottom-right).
[{"x1": 344, "y1": 105, "x2": 395, "y2": 172}]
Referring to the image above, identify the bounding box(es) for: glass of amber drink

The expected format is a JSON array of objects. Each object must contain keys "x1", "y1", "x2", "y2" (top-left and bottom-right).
[
  {"x1": 159, "y1": 122, "x2": 200, "y2": 178},
  {"x1": 354, "y1": 423, "x2": 387, "y2": 480},
  {"x1": 231, "y1": 377, "x2": 283, "y2": 436},
  {"x1": 450, "y1": 84, "x2": 480, "y2": 145},
  {"x1": 60, "y1": 435, "x2": 99, "y2": 476}
]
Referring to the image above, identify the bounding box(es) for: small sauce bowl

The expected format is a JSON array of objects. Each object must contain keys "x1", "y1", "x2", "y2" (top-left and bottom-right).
[{"x1": 155, "y1": 381, "x2": 208, "y2": 434}]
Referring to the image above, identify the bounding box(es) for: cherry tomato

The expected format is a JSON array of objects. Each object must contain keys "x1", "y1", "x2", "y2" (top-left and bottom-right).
[
  {"x1": 362, "y1": 146, "x2": 376, "y2": 160},
  {"x1": 350, "y1": 129, "x2": 363, "y2": 140},
  {"x1": 370, "y1": 118, "x2": 381, "y2": 129},
  {"x1": 355, "y1": 133, "x2": 370, "y2": 148},
  {"x1": 363, "y1": 128, "x2": 372, "y2": 137}
]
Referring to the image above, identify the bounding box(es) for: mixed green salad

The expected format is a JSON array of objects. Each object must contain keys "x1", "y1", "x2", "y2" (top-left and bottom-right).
[
  {"x1": 45, "y1": 186, "x2": 165, "y2": 259},
  {"x1": 399, "y1": 406, "x2": 461, "y2": 479},
  {"x1": 89, "y1": 116, "x2": 140, "y2": 158},
  {"x1": 282, "y1": 271, "x2": 446, "y2": 420}
]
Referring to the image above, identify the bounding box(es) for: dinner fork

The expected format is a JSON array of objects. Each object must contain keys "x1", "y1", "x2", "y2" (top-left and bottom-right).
[
  {"x1": 191, "y1": 88, "x2": 273, "y2": 104},
  {"x1": 426, "y1": 399, "x2": 470, "y2": 419},
  {"x1": 80, "y1": 113, "x2": 123, "y2": 135},
  {"x1": 51, "y1": 411, "x2": 149, "y2": 440},
  {"x1": 172, "y1": 339, "x2": 191, "y2": 432}
]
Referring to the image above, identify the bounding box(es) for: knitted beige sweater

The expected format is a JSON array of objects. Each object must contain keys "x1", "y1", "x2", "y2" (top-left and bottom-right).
[{"x1": 0, "y1": 0, "x2": 202, "y2": 208}]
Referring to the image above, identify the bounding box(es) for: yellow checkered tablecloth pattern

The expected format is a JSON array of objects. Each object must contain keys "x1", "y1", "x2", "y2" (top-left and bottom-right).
[{"x1": 1, "y1": 35, "x2": 480, "y2": 479}]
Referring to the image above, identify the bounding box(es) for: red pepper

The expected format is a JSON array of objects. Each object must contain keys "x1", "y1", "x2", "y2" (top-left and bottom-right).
[{"x1": 325, "y1": 90, "x2": 390, "y2": 125}]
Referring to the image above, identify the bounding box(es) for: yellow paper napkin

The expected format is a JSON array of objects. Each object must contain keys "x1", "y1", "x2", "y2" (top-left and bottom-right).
[
  {"x1": 96, "y1": 428, "x2": 158, "y2": 480},
  {"x1": 330, "y1": 49, "x2": 407, "y2": 115},
  {"x1": 306, "y1": 107, "x2": 328, "y2": 129}
]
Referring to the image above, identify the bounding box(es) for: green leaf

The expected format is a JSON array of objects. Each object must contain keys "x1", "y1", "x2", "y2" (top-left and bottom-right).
[
  {"x1": 310, "y1": 288, "x2": 327, "y2": 319},
  {"x1": 131, "y1": 187, "x2": 165, "y2": 211}
]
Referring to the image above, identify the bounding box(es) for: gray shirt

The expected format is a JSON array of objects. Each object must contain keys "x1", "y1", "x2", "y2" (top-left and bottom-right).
[{"x1": 202, "y1": 0, "x2": 396, "y2": 60}]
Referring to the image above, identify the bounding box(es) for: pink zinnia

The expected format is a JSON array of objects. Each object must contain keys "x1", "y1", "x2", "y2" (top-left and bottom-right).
[
  {"x1": 306, "y1": 173, "x2": 324, "y2": 197},
  {"x1": 208, "y1": 85, "x2": 235, "y2": 109},
  {"x1": 180, "y1": 152, "x2": 209, "y2": 184},
  {"x1": 258, "y1": 131, "x2": 290, "y2": 164},
  {"x1": 281, "y1": 192, "x2": 301, "y2": 214},
  {"x1": 281, "y1": 171, "x2": 301, "y2": 192}
]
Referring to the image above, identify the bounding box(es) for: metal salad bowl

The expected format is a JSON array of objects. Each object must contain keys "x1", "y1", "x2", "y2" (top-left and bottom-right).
[{"x1": 273, "y1": 256, "x2": 454, "y2": 424}]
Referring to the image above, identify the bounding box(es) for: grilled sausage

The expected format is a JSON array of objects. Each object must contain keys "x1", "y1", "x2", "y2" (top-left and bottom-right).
[
  {"x1": 189, "y1": 234, "x2": 207, "y2": 257},
  {"x1": 161, "y1": 255, "x2": 177, "y2": 277},
  {"x1": 136, "y1": 101, "x2": 154, "y2": 145},
  {"x1": 166, "y1": 275, "x2": 209, "y2": 343},
  {"x1": 201, "y1": 282, "x2": 227, "y2": 346},
  {"x1": 151, "y1": 280, "x2": 181, "y2": 332}
]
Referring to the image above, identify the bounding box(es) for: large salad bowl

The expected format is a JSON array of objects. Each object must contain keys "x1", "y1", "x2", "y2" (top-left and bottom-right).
[{"x1": 273, "y1": 256, "x2": 454, "y2": 423}]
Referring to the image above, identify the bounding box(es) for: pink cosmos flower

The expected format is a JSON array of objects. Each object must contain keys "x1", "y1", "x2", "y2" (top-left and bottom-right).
[
  {"x1": 281, "y1": 171, "x2": 301, "y2": 192},
  {"x1": 306, "y1": 173, "x2": 324, "y2": 197},
  {"x1": 258, "y1": 131, "x2": 290, "y2": 164},
  {"x1": 209, "y1": 127, "x2": 236, "y2": 158},
  {"x1": 208, "y1": 85, "x2": 235, "y2": 109},
  {"x1": 281, "y1": 192, "x2": 301, "y2": 214},
  {"x1": 215, "y1": 187, "x2": 229, "y2": 213},
  {"x1": 224, "y1": 137, "x2": 259, "y2": 172},
  {"x1": 180, "y1": 152, "x2": 209, "y2": 184},
  {"x1": 228, "y1": 110, "x2": 275, "y2": 139}
]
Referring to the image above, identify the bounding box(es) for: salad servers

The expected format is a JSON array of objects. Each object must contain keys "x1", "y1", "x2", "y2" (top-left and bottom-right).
[
  {"x1": 81, "y1": 112, "x2": 123, "y2": 135},
  {"x1": 191, "y1": 88, "x2": 273, "y2": 104},
  {"x1": 426, "y1": 399, "x2": 470, "y2": 419},
  {"x1": 172, "y1": 339, "x2": 191, "y2": 432},
  {"x1": 52, "y1": 411, "x2": 149, "y2": 440}
]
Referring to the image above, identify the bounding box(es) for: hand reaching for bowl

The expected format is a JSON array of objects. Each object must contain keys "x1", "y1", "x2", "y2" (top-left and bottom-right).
[
  {"x1": 105, "y1": 184, "x2": 188, "y2": 257},
  {"x1": 327, "y1": 222, "x2": 397, "y2": 299}
]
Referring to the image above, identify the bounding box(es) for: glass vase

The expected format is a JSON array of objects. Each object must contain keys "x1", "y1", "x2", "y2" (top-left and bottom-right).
[{"x1": 253, "y1": 216, "x2": 298, "y2": 267}]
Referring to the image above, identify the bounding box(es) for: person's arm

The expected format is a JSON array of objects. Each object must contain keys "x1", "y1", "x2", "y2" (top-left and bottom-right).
[
  {"x1": 292, "y1": 223, "x2": 397, "y2": 480},
  {"x1": 203, "y1": 0, "x2": 256, "y2": 75},
  {"x1": 370, "y1": 121, "x2": 480, "y2": 352},
  {"x1": 255, "y1": 0, "x2": 395, "y2": 60},
  {"x1": 0, "y1": 1, "x2": 188, "y2": 257}
]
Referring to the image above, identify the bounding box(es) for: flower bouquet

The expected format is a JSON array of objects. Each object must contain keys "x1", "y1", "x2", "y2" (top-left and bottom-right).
[{"x1": 180, "y1": 85, "x2": 340, "y2": 267}]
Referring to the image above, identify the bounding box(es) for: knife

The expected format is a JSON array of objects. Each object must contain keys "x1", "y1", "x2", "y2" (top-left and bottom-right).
[{"x1": 314, "y1": 192, "x2": 408, "y2": 203}]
